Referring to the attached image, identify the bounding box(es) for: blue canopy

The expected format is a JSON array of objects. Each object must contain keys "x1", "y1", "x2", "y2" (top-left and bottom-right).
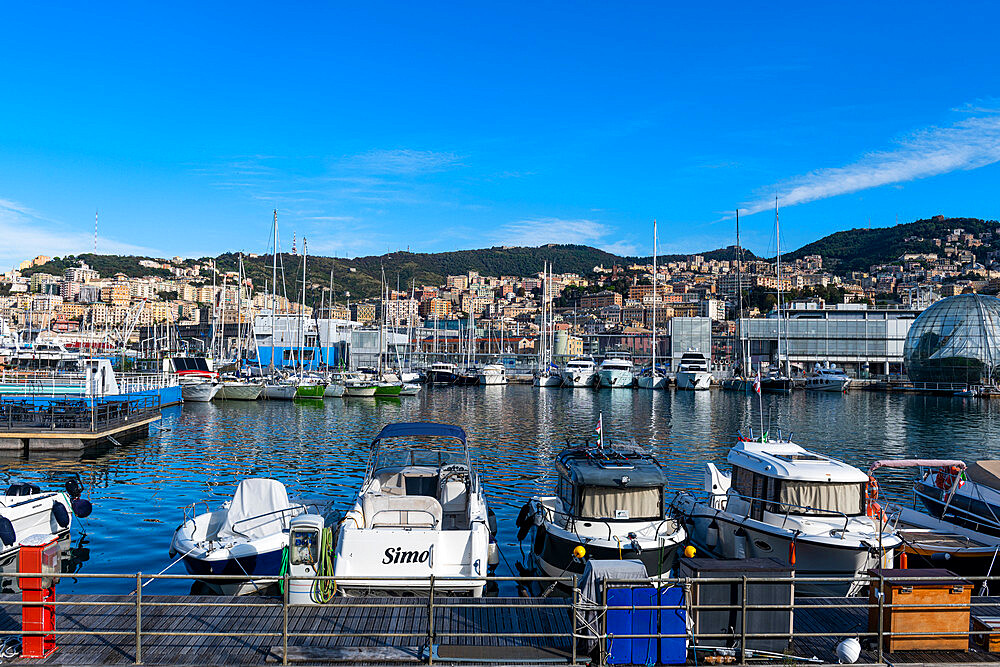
[{"x1": 372, "y1": 422, "x2": 467, "y2": 445}]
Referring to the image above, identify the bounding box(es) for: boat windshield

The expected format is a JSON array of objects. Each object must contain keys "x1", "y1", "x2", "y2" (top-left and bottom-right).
[
  {"x1": 578, "y1": 485, "x2": 662, "y2": 521},
  {"x1": 373, "y1": 447, "x2": 467, "y2": 471},
  {"x1": 771, "y1": 481, "x2": 865, "y2": 517}
]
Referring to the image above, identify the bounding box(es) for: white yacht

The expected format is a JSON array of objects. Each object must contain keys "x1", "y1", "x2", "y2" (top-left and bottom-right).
[
  {"x1": 170, "y1": 357, "x2": 221, "y2": 402},
  {"x1": 476, "y1": 363, "x2": 508, "y2": 385},
  {"x1": 332, "y1": 370, "x2": 377, "y2": 397},
  {"x1": 562, "y1": 357, "x2": 598, "y2": 388},
  {"x1": 427, "y1": 362, "x2": 459, "y2": 385},
  {"x1": 675, "y1": 349, "x2": 712, "y2": 390},
  {"x1": 597, "y1": 352, "x2": 634, "y2": 388},
  {"x1": 217, "y1": 378, "x2": 263, "y2": 401},
  {"x1": 261, "y1": 378, "x2": 297, "y2": 400},
  {"x1": 672, "y1": 434, "x2": 900, "y2": 596},
  {"x1": 805, "y1": 364, "x2": 851, "y2": 392},
  {"x1": 334, "y1": 422, "x2": 497, "y2": 596},
  {"x1": 521, "y1": 443, "x2": 686, "y2": 579},
  {"x1": 534, "y1": 365, "x2": 563, "y2": 387}
]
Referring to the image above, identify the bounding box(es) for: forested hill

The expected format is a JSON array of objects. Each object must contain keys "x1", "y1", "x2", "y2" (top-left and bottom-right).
[{"x1": 785, "y1": 216, "x2": 997, "y2": 273}]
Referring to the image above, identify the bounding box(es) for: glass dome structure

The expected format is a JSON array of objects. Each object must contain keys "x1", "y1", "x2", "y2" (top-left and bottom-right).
[{"x1": 904, "y1": 293, "x2": 1000, "y2": 385}]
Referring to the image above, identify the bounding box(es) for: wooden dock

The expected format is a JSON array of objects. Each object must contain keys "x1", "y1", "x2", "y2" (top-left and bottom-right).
[
  {"x1": 0, "y1": 594, "x2": 575, "y2": 665},
  {"x1": 3, "y1": 594, "x2": 1000, "y2": 665}
]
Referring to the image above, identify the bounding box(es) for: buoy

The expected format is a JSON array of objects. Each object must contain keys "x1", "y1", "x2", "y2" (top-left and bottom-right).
[
  {"x1": 573, "y1": 545, "x2": 587, "y2": 560},
  {"x1": 836, "y1": 637, "x2": 861, "y2": 664},
  {"x1": 683, "y1": 545, "x2": 697, "y2": 558},
  {"x1": 899, "y1": 552, "x2": 908, "y2": 569},
  {"x1": 789, "y1": 541, "x2": 796, "y2": 566}
]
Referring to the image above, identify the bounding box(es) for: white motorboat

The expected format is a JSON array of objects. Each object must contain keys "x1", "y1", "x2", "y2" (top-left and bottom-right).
[
  {"x1": 805, "y1": 364, "x2": 851, "y2": 392},
  {"x1": 674, "y1": 349, "x2": 712, "y2": 390},
  {"x1": 334, "y1": 422, "x2": 497, "y2": 596},
  {"x1": 399, "y1": 383, "x2": 422, "y2": 396},
  {"x1": 520, "y1": 443, "x2": 686, "y2": 579},
  {"x1": 672, "y1": 434, "x2": 900, "y2": 596},
  {"x1": 217, "y1": 379, "x2": 263, "y2": 401},
  {"x1": 476, "y1": 364, "x2": 508, "y2": 386},
  {"x1": 562, "y1": 357, "x2": 598, "y2": 388},
  {"x1": 324, "y1": 381, "x2": 346, "y2": 398},
  {"x1": 333, "y1": 371, "x2": 378, "y2": 397},
  {"x1": 0, "y1": 478, "x2": 92, "y2": 586},
  {"x1": 171, "y1": 357, "x2": 221, "y2": 402},
  {"x1": 912, "y1": 460, "x2": 1000, "y2": 537},
  {"x1": 261, "y1": 379, "x2": 297, "y2": 400},
  {"x1": 169, "y1": 478, "x2": 312, "y2": 595},
  {"x1": 597, "y1": 352, "x2": 634, "y2": 388},
  {"x1": 534, "y1": 369, "x2": 563, "y2": 387}
]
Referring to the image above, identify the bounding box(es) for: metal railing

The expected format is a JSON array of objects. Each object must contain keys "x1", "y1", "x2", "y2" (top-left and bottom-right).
[
  {"x1": 7, "y1": 571, "x2": 1000, "y2": 665},
  {"x1": 0, "y1": 370, "x2": 178, "y2": 396},
  {"x1": 0, "y1": 394, "x2": 160, "y2": 433}
]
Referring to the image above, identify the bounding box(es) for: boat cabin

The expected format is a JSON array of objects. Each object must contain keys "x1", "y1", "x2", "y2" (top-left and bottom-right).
[
  {"x1": 722, "y1": 438, "x2": 869, "y2": 521},
  {"x1": 363, "y1": 422, "x2": 479, "y2": 532},
  {"x1": 554, "y1": 445, "x2": 667, "y2": 522}
]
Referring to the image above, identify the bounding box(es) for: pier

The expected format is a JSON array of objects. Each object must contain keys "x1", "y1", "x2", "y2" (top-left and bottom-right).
[
  {"x1": 5, "y1": 573, "x2": 1000, "y2": 665},
  {"x1": 0, "y1": 395, "x2": 160, "y2": 452}
]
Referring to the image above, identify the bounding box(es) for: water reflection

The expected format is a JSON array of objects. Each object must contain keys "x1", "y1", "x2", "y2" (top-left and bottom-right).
[{"x1": 0, "y1": 387, "x2": 996, "y2": 594}]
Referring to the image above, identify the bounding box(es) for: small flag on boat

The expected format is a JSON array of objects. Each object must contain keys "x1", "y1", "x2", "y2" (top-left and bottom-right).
[
  {"x1": 753, "y1": 370, "x2": 761, "y2": 395},
  {"x1": 595, "y1": 413, "x2": 603, "y2": 434}
]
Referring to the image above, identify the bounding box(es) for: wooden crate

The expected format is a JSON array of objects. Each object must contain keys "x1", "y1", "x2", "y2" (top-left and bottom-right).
[
  {"x1": 867, "y1": 568, "x2": 971, "y2": 652},
  {"x1": 973, "y1": 615, "x2": 1000, "y2": 652}
]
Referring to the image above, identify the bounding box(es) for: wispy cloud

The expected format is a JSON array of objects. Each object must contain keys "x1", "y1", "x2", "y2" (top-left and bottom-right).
[
  {"x1": 740, "y1": 107, "x2": 1000, "y2": 215},
  {"x1": 0, "y1": 198, "x2": 160, "y2": 268},
  {"x1": 494, "y1": 217, "x2": 636, "y2": 254},
  {"x1": 346, "y1": 149, "x2": 462, "y2": 175}
]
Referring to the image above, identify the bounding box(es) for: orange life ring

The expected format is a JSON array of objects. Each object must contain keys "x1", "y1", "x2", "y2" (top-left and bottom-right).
[
  {"x1": 867, "y1": 476, "x2": 879, "y2": 501},
  {"x1": 866, "y1": 500, "x2": 885, "y2": 523}
]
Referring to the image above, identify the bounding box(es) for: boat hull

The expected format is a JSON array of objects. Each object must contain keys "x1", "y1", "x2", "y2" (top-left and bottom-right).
[
  {"x1": 261, "y1": 384, "x2": 297, "y2": 400},
  {"x1": 761, "y1": 378, "x2": 793, "y2": 394},
  {"x1": 374, "y1": 383, "x2": 403, "y2": 396},
  {"x1": 344, "y1": 385, "x2": 377, "y2": 397},
  {"x1": 637, "y1": 375, "x2": 669, "y2": 389},
  {"x1": 676, "y1": 371, "x2": 712, "y2": 390},
  {"x1": 295, "y1": 384, "x2": 326, "y2": 399},
  {"x1": 598, "y1": 370, "x2": 634, "y2": 388},
  {"x1": 530, "y1": 523, "x2": 680, "y2": 579},
  {"x1": 806, "y1": 378, "x2": 850, "y2": 392},
  {"x1": 562, "y1": 372, "x2": 596, "y2": 388},
  {"x1": 427, "y1": 371, "x2": 458, "y2": 385},
  {"x1": 533, "y1": 374, "x2": 563, "y2": 387},
  {"x1": 217, "y1": 383, "x2": 263, "y2": 401},
  {"x1": 181, "y1": 382, "x2": 220, "y2": 402}
]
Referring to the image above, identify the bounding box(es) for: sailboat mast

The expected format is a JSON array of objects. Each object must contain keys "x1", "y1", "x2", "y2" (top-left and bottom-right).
[
  {"x1": 299, "y1": 238, "x2": 307, "y2": 376},
  {"x1": 651, "y1": 220, "x2": 657, "y2": 374},
  {"x1": 735, "y1": 209, "x2": 745, "y2": 372},
  {"x1": 775, "y1": 197, "x2": 786, "y2": 376},
  {"x1": 270, "y1": 210, "x2": 278, "y2": 376}
]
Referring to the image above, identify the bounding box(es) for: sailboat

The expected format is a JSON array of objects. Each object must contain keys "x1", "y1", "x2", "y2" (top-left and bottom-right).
[
  {"x1": 218, "y1": 253, "x2": 264, "y2": 400},
  {"x1": 534, "y1": 262, "x2": 563, "y2": 387},
  {"x1": 722, "y1": 210, "x2": 756, "y2": 393},
  {"x1": 261, "y1": 211, "x2": 298, "y2": 400},
  {"x1": 293, "y1": 238, "x2": 326, "y2": 399},
  {"x1": 760, "y1": 199, "x2": 793, "y2": 394},
  {"x1": 638, "y1": 220, "x2": 668, "y2": 389}
]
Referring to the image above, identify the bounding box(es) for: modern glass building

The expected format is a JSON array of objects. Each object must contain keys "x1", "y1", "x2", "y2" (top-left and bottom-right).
[
  {"x1": 903, "y1": 293, "x2": 1000, "y2": 385},
  {"x1": 670, "y1": 317, "x2": 712, "y2": 370}
]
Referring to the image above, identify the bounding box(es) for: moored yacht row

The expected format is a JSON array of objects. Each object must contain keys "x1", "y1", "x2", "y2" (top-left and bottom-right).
[{"x1": 165, "y1": 417, "x2": 1000, "y2": 601}]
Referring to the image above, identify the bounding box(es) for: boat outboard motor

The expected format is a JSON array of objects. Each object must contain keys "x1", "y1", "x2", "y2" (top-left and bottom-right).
[{"x1": 288, "y1": 514, "x2": 327, "y2": 605}]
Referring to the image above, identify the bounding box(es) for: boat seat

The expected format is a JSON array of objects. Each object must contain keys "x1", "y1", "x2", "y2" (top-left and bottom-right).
[
  {"x1": 440, "y1": 480, "x2": 469, "y2": 530},
  {"x1": 362, "y1": 493, "x2": 442, "y2": 529}
]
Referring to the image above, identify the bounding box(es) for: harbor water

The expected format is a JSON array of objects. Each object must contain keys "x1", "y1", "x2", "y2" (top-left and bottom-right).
[{"x1": 4, "y1": 386, "x2": 999, "y2": 595}]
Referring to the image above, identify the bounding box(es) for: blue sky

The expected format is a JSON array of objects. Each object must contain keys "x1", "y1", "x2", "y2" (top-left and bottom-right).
[{"x1": 2, "y1": 2, "x2": 1000, "y2": 267}]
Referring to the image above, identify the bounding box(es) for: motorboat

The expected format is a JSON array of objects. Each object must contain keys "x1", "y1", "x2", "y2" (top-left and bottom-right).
[
  {"x1": 171, "y1": 357, "x2": 221, "y2": 402},
  {"x1": 217, "y1": 377, "x2": 263, "y2": 401},
  {"x1": 324, "y1": 380, "x2": 346, "y2": 398},
  {"x1": 359, "y1": 368, "x2": 404, "y2": 396},
  {"x1": 399, "y1": 383, "x2": 422, "y2": 396},
  {"x1": 534, "y1": 365, "x2": 563, "y2": 387},
  {"x1": 870, "y1": 459, "x2": 1000, "y2": 577},
  {"x1": 456, "y1": 367, "x2": 480, "y2": 386},
  {"x1": 169, "y1": 478, "x2": 313, "y2": 595},
  {"x1": 760, "y1": 370, "x2": 793, "y2": 394},
  {"x1": 0, "y1": 477, "x2": 92, "y2": 586},
  {"x1": 427, "y1": 362, "x2": 459, "y2": 385},
  {"x1": 598, "y1": 352, "x2": 634, "y2": 388},
  {"x1": 672, "y1": 433, "x2": 900, "y2": 596},
  {"x1": 476, "y1": 363, "x2": 508, "y2": 386},
  {"x1": 261, "y1": 378, "x2": 297, "y2": 400},
  {"x1": 636, "y1": 365, "x2": 669, "y2": 390},
  {"x1": 334, "y1": 422, "x2": 497, "y2": 596},
  {"x1": 805, "y1": 364, "x2": 851, "y2": 392},
  {"x1": 520, "y1": 442, "x2": 686, "y2": 579},
  {"x1": 674, "y1": 349, "x2": 712, "y2": 390},
  {"x1": 562, "y1": 357, "x2": 598, "y2": 388},
  {"x1": 913, "y1": 460, "x2": 1000, "y2": 537},
  {"x1": 336, "y1": 371, "x2": 378, "y2": 398}
]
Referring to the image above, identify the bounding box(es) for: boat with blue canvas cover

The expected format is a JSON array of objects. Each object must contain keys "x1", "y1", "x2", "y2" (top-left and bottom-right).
[{"x1": 169, "y1": 478, "x2": 316, "y2": 595}]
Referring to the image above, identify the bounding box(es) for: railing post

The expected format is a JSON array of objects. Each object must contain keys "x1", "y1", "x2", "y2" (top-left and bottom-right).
[
  {"x1": 134, "y1": 572, "x2": 142, "y2": 665},
  {"x1": 282, "y1": 573, "x2": 289, "y2": 666},
  {"x1": 571, "y1": 585, "x2": 578, "y2": 666},
  {"x1": 427, "y1": 575, "x2": 435, "y2": 664},
  {"x1": 877, "y1": 573, "x2": 885, "y2": 664},
  {"x1": 740, "y1": 575, "x2": 748, "y2": 663}
]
